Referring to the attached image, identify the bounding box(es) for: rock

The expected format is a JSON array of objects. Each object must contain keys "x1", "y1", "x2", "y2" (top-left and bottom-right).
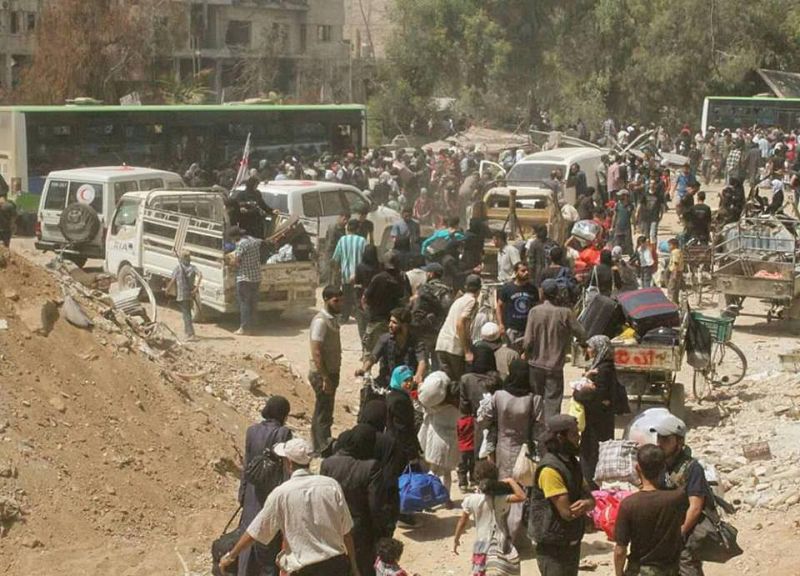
[
  {"x1": 0, "y1": 319, "x2": 7, "y2": 331},
  {"x1": 0, "y1": 462, "x2": 16, "y2": 478},
  {"x1": 104, "y1": 485, "x2": 116, "y2": 496},
  {"x1": 112, "y1": 334, "x2": 132, "y2": 349},
  {"x1": 21, "y1": 537, "x2": 44, "y2": 549},
  {"x1": 17, "y1": 300, "x2": 60, "y2": 336},
  {"x1": 754, "y1": 466, "x2": 768, "y2": 477},
  {"x1": 49, "y1": 397, "x2": 67, "y2": 413},
  {"x1": 237, "y1": 369, "x2": 260, "y2": 392},
  {"x1": 786, "y1": 492, "x2": 800, "y2": 506},
  {"x1": 3, "y1": 289, "x2": 19, "y2": 301}
]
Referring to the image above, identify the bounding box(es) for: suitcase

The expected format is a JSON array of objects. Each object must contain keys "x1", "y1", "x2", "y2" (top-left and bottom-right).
[
  {"x1": 616, "y1": 288, "x2": 680, "y2": 335},
  {"x1": 579, "y1": 294, "x2": 625, "y2": 338},
  {"x1": 641, "y1": 326, "x2": 680, "y2": 346}
]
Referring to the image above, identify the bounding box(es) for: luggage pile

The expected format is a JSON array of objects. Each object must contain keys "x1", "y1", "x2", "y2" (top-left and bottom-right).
[{"x1": 580, "y1": 287, "x2": 681, "y2": 344}]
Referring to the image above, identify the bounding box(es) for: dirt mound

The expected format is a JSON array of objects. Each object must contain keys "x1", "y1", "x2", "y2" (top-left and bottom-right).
[{"x1": 0, "y1": 252, "x2": 310, "y2": 575}]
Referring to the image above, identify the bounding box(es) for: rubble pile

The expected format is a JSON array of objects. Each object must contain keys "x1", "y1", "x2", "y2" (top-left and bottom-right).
[
  {"x1": 689, "y1": 370, "x2": 800, "y2": 512},
  {"x1": 0, "y1": 251, "x2": 308, "y2": 575}
]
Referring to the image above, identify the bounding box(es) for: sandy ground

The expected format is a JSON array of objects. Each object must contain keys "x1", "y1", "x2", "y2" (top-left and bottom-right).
[{"x1": 7, "y1": 184, "x2": 800, "y2": 575}]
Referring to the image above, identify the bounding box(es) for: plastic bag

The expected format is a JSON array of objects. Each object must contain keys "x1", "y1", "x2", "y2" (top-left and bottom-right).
[
  {"x1": 568, "y1": 399, "x2": 586, "y2": 433},
  {"x1": 512, "y1": 443, "x2": 536, "y2": 487}
]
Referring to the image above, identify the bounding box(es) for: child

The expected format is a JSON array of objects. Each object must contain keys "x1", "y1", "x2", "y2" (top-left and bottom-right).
[
  {"x1": 457, "y1": 406, "x2": 476, "y2": 492},
  {"x1": 633, "y1": 235, "x2": 657, "y2": 288},
  {"x1": 375, "y1": 537, "x2": 415, "y2": 576},
  {"x1": 666, "y1": 237, "x2": 684, "y2": 304},
  {"x1": 165, "y1": 250, "x2": 201, "y2": 341},
  {"x1": 453, "y1": 460, "x2": 526, "y2": 576}
]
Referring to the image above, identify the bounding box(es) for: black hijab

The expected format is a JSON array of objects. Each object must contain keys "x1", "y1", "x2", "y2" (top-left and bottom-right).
[
  {"x1": 261, "y1": 395, "x2": 290, "y2": 423},
  {"x1": 470, "y1": 341, "x2": 497, "y2": 375},
  {"x1": 359, "y1": 399, "x2": 387, "y2": 433},
  {"x1": 337, "y1": 424, "x2": 377, "y2": 460},
  {"x1": 503, "y1": 359, "x2": 532, "y2": 397}
]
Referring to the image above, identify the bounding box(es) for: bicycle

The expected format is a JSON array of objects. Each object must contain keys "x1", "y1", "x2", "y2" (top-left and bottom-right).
[
  {"x1": 683, "y1": 239, "x2": 714, "y2": 307},
  {"x1": 691, "y1": 310, "x2": 748, "y2": 402}
]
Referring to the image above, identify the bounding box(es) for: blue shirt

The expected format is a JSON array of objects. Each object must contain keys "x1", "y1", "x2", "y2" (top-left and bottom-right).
[
  {"x1": 332, "y1": 233, "x2": 366, "y2": 284},
  {"x1": 420, "y1": 228, "x2": 465, "y2": 255},
  {"x1": 675, "y1": 173, "x2": 696, "y2": 199}
]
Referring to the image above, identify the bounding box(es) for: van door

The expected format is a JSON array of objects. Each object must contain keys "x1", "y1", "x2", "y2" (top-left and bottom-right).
[
  {"x1": 106, "y1": 196, "x2": 143, "y2": 275},
  {"x1": 479, "y1": 160, "x2": 507, "y2": 180},
  {"x1": 39, "y1": 179, "x2": 70, "y2": 243}
]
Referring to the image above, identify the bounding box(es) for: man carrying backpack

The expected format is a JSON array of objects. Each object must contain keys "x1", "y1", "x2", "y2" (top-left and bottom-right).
[
  {"x1": 529, "y1": 415, "x2": 595, "y2": 576},
  {"x1": 411, "y1": 262, "x2": 453, "y2": 370},
  {"x1": 527, "y1": 224, "x2": 557, "y2": 285},
  {"x1": 237, "y1": 396, "x2": 293, "y2": 576}
]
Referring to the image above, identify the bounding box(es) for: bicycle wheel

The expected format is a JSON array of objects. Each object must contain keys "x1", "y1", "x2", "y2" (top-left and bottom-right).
[
  {"x1": 708, "y1": 341, "x2": 747, "y2": 387},
  {"x1": 692, "y1": 367, "x2": 712, "y2": 402}
]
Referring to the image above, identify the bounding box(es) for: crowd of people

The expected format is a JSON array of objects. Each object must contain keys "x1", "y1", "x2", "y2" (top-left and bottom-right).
[{"x1": 199, "y1": 118, "x2": 799, "y2": 576}]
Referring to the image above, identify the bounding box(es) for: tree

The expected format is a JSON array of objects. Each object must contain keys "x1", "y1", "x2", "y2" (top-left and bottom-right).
[{"x1": 12, "y1": 0, "x2": 184, "y2": 104}]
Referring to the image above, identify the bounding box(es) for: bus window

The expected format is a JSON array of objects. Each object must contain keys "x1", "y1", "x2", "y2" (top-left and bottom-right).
[
  {"x1": 114, "y1": 180, "x2": 139, "y2": 204},
  {"x1": 68, "y1": 181, "x2": 103, "y2": 212},
  {"x1": 43, "y1": 180, "x2": 69, "y2": 209},
  {"x1": 139, "y1": 178, "x2": 164, "y2": 191},
  {"x1": 302, "y1": 192, "x2": 322, "y2": 218}
]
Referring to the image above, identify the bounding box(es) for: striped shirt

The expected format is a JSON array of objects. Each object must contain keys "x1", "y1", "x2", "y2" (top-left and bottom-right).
[
  {"x1": 332, "y1": 233, "x2": 366, "y2": 284},
  {"x1": 235, "y1": 236, "x2": 262, "y2": 283}
]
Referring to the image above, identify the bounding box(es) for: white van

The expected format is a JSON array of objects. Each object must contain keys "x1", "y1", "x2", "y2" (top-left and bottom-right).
[
  {"x1": 248, "y1": 180, "x2": 402, "y2": 254},
  {"x1": 504, "y1": 147, "x2": 606, "y2": 206},
  {"x1": 35, "y1": 166, "x2": 184, "y2": 266},
  {"x1": 105, "y1": 189, "x2": 317, "y2": 318}
]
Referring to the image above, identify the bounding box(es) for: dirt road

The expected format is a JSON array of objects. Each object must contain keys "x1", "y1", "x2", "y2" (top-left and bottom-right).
[{"x1": 8, "y1": 187, "x2": 800, "y2": 574}]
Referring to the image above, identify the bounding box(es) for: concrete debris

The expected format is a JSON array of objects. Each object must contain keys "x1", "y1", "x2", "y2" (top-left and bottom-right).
[
  {"x1": 0, "y1": 319, "x2": 7, "y2": 331},
  {"x1": 62, "y1": 294, "x2": 93, "y2": 329},
  {"x1": 238, "y1": 369, "x2": 261, "y2": 392}
]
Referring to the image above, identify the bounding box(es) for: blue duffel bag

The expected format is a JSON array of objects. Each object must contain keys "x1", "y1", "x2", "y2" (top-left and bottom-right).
[{"x1": 398, "y1": 463, "x2": 450, "y2": 513}]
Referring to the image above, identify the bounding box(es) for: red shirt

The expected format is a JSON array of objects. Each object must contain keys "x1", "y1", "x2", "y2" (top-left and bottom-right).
[{"x1": 457, "y1": 416, "x2": 475, "y2": 452}]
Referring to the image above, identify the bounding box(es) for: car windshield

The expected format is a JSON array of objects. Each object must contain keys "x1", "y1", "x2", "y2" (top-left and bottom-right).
[
  {"x1": 260, "y1": 191, "x2": 289, "y2": 213},
  {"x1": 506, "y1": 162, "x2": 564, "y2": 185}
]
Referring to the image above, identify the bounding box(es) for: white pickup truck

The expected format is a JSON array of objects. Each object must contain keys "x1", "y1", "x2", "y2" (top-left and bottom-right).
[{"x1": 104, "y1": 189, "x2": 317, "y2": 318}]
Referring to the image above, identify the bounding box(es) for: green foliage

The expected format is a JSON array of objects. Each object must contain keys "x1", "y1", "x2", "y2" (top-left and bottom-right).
[{"x1": 371, "y1": 0, "x2": 800, "y2": 134}]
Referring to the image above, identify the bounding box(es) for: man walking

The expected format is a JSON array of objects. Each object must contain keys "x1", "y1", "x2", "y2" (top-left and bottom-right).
[
  {"x1": 411, "y1": 262, "x2": 452, "y2": 370},
  {"x1": 0, "y1": 189, "x2": 16, "y2": 248},
  {"x1": 493, "y1": 230, "x2": 521, "y2": 283},
  {"x1": 230, "y1": 226, "x2": 262, "y2": 336},
  {"x1": 363, "y1": 252, "x2": 407, "y2": 357},
  {"x1": 612, "y1": 189, "x2": 634, "y2": 255},
  {"x1": 614, "y1": 444, "x2": 688, "y2": 576},
  {"x1": 333, "y1": 219, "x2": 367, "y2": 323},
  {"x1": 219, "y1": 438, "x2": 361, "y2": 576},
  {"x1": 164, "y1": 250, "x2": 202, "y2": 341},
  {"x1": 529, "y1": 415, "x2": 595, "y2": 576},
  {"x1": 652, "y1": 414, "x2": 714, "y2": 576},
  {"x1": 309, "y1": 286, "x2": 343, "y2": 452},
  {"x1": 524, "y1": 279, "x2": 587, "y2": 420},
  {"x1": 435, "y1": 273, "x2": 481, "y2": 382},
  {"x1": 496, "y1": 261, "x2": 538, "y2": 348}
]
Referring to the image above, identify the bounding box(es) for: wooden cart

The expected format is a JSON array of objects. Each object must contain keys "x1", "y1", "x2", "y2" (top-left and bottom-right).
[{"x1": 572, "y1": 311, "x2": 689, "y2": 417}]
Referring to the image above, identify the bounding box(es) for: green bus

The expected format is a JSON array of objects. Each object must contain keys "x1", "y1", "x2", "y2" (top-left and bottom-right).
[
  {"x1": 701, "y1": 96, "x2": 800, "y2": 133},
  {"x1": 0, "y1": 103, "x2": 367, "y2": 194}
]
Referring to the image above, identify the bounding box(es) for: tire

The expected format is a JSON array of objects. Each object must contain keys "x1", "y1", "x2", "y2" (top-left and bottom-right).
[
  {"x1": 668, "y1": 383, "x2": 686, "y2": 419},
  {"x1": 711, "y1": 341, "x2": 747, "y2": 387},
  {"x1": 59, "y1": 203, "x2": 100, "y2": 244},
  {"x1": 692, "y1": 368, "x2": 711, "y2": 403}
]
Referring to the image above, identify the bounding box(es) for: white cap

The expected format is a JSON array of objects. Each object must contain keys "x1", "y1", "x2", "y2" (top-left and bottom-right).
[
  {"x1": 274, "y1": 438, "x2": 314, "y2": 465},
  {"x1": 480, "y1": 321, "x2": 501, "y2": 342},
  {"x1": 649, "y1": 414, "x2": 687, "y2": 437}
]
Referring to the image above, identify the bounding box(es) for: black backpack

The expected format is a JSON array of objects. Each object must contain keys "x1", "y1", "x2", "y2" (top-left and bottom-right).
[{"x1": 244, "y1": 430, "x2": 284, "y2": 497}]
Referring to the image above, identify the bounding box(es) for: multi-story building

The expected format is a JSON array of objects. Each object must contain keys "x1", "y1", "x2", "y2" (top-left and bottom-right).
[
  {"x1": 343, "y1": 0, "x2": 392, "y2": 59},
  {"x1": 0, "y1": 0, "x2": 350, "y2": 101},
  {"x1": 0, "y1": 1, "x2": 40, "y2": 91},
  {"x1": 174, "y1": 0, "x2": 350, "y2": 101}
]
